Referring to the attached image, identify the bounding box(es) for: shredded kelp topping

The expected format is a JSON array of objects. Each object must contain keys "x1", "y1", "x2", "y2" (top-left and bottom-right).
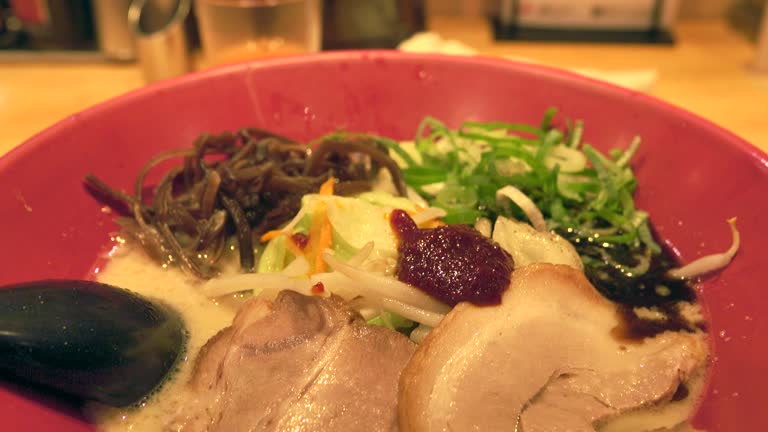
[{"x1": 85, "y1": 128, "x2": 406, "y2": 278}]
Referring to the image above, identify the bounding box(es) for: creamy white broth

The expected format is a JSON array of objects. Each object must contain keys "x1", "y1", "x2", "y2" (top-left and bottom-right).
[{"x1": 86, "y1": 245, "x2": 237, "y2": 431}]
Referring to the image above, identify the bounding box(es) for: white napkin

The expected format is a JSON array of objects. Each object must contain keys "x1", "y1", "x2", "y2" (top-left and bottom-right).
[{"x1": 398, "y1": 32, "x2": 657, "y2": 93}]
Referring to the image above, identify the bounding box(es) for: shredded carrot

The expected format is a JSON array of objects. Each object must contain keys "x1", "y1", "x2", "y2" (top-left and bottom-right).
[
  {"x1": 259, "y1": 231, "x2": 305, "y2": 259},
  {"x1": 307, "y1": 202, "x2": 326, "y2": 248},
  {"x1": 304, "y1": 200, "x2": 333, "y2": 274},
  {"x1": 259, "y1": 178, "x2": 334, "y2": 243},
  {"x1": 314, "y1": 209, "x2": 333, "y2": 273},
  {"x1": 285, "y1": 237, "x2": 305, "y2": 257},
  {"x1": 319, "y1": 177, "x2": 335, "y2": 195},
  {"x1": 304, "y1": 178, "x2": 335, "y2": 273},
  {"x1": 260, "y1": 229, "x2": 284, "y2": 242}
]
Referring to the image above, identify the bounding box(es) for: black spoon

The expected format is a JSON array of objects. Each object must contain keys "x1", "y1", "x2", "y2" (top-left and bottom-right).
[{"x1": 0, "y1": 280, "x2": 186, "y2": 407}]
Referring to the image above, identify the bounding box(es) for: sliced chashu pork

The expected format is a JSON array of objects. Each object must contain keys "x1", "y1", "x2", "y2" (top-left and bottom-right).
[
  {"x1": 399, "y1": 263, "x2": 708, "y2": 432},
  {"x1": 173, "y1": 290, "x2": 416, "y2": 431}
]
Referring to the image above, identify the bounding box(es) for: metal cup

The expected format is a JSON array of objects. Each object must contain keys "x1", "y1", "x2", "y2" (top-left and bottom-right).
[{"x1": 129, "y1": 0, "x2": 192, "y2": 83}]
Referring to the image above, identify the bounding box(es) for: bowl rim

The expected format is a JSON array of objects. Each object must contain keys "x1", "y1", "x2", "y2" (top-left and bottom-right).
[
  {"x1": 2, "y1": 50, "x2": 767, "y2": 175},
  {"x1": 1, "y1": 49, "x2": 766, "y2": 430}
]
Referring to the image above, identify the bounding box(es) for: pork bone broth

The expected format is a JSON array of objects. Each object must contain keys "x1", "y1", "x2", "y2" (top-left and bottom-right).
[
  {"x1": 86, "y1": 245, "x2": 709, "y2": 432},
  {"x1": 86, "y1": 245, "x2": 236, "y2": 431}
]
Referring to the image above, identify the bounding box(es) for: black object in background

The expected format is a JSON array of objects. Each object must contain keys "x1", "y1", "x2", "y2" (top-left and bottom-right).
[
  {"x1": 0, "y1": 0, "x2": 95, "y2": 50},
  {"x1": 492, "y1": 0, "x2": 674, "y2": 44},
  {"x1": 322, "y1": 0, "x2": 425, "y2": 49}
]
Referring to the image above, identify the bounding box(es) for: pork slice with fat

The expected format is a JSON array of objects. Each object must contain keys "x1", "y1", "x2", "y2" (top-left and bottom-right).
[
  {"x1": 173, "y1": 290, "x2": 416, "y2": 431},
  {"x1": 398, "y1": 263, "x2": 708, "y2": 432}
]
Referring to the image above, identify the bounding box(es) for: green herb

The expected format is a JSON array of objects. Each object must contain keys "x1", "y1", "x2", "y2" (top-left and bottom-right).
[
  {"x1": 390, "y1": 109, "x2": 660, "y2": 279},
  {"x1": 368, "y1": 311, "x2": 415, "y2": 333},
  {"x1": 309, "y1": 109, "x2": 664, "y2": 287}
]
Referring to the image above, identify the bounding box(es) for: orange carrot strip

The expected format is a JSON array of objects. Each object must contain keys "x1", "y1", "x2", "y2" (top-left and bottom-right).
[
  {"x1": 261, "y1": 176, "x2": 333, "y2": 244},
  {"x1": 260, "y1": 229, "x2": 284, "y2": 242},
  {"x1": 315, "y1": 212, "x2": 333, "y2": 273},
  {"x1": 319, "y1": 177, "x2": 335, "y2": 195},
  {"x1": 285, "y1": 237, "x2": 304, "y2": 257},
  {"x1": 305, "y1": 200, "x2": 330, "y2": 274}
]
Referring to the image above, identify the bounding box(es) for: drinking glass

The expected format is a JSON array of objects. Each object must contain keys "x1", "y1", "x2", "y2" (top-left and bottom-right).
[{"x1": 194, "y1": 0, "x2": 321, "y2": 67}]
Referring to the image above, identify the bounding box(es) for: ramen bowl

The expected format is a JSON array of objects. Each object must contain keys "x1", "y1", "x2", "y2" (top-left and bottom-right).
[{"x1": 0, "y1": 51, "x2": 766, "y2": 431}]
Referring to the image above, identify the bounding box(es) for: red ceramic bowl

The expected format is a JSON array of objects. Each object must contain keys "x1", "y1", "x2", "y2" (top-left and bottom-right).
[{"x1": 1, "y1": 52, "x2": 766, "y2": 431}]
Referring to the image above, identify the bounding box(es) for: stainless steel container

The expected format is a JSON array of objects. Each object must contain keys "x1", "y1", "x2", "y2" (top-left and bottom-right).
[
  {"x1": 92, "y1": 0, "x2": 136, "y2": 61},
  {"x1": 129, "y1": 0, "x2": 192, "y2": 82}
]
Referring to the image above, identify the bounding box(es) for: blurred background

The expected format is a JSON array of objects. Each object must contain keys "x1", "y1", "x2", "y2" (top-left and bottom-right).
[{"x1": 1, "y1": 0, "x2": 766, "y2": 153}]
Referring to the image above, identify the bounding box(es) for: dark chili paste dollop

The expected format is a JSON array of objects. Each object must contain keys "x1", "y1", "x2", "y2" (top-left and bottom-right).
[{"x1": 390, "y1": 209, "x2": 514, "y2": 306}]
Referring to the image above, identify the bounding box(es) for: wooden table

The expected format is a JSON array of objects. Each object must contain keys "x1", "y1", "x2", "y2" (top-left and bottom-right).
[
  {"x1": 1, "y1": 17, "x2": 766, "y2": 157},
  {"x1": 430, "y1": 17, "x2": 768, "y2": 151}
]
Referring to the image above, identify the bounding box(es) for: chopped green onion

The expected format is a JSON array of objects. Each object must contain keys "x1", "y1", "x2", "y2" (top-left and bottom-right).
[{"x1": 385, "y1": 109, "x2": 660, "y2": 280}]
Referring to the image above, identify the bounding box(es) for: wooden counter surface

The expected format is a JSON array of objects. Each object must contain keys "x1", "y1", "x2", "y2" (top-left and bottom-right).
[{"x1": 1, "y1": 17, "x2": 766, "y2": 157}]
